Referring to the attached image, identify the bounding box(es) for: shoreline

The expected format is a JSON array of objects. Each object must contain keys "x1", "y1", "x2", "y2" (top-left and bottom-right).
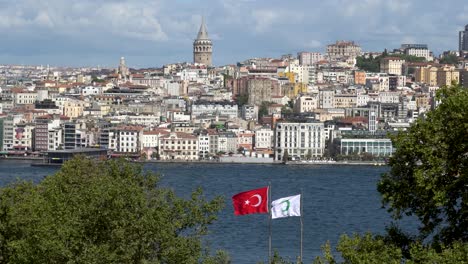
[
  {"x1": 1, "y1": 156, "x2": 386, "y2": 166},
  {"x1": 25, "y1": 159, "x2": 387, "y2": 166}
]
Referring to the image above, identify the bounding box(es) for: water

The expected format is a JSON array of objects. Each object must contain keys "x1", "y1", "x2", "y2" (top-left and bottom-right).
[{"x1": 0, "y1": 160, "x2": 417, "y2": 263}]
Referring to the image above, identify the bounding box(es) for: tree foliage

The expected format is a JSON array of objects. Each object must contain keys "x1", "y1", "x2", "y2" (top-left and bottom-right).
[
  {"x1": 356, "y1": 53, "x2": 425, "y2": 73},
  {"x1": 378, "y1": 84, "x2": 468, "y2": 245},
  {"x1": 439, "y1": 54, "x2": 459, "y2": 65},
  {"x1": 313, "y1": 233, "x2": 468, "y2": 264},
  {"x1": 259, "y1": 101, "x2": 273, "y2": 119},
  {"x1": 0, "y1": 157, "x2": 225, "y2": 263},
  {"x1": 236, "y1": 94, "x2": 249, "y2": 107}
]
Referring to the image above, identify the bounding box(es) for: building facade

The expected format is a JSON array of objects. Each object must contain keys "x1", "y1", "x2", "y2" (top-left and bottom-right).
[
  {"x1": 274, "y1": 121, "x2": 325, "y2": 161},
  {"x1": 380, "y1": 57, "x2": 405, "y2": 75},
  {"x1": 459, "y1": 24, "x2": 468, "y2": 53},
  {"x1": 326, "y1": 41, "x2": 362, "y2": 59},
  {"x1": 158, "y1": 132, "x2": 199, "y2": 160}
]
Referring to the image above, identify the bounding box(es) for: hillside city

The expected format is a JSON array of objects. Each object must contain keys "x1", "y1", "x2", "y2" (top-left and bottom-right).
[{"x1": 1, "y1": 21, "x2": 468, "y2": 164}]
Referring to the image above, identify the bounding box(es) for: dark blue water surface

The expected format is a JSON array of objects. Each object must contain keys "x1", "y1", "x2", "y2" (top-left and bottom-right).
[{"x1": 0, "y1": 160, "x2": 418, "y2": 263}]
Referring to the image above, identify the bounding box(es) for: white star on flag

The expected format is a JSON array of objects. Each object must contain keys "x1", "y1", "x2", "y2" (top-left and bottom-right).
[{"x1": 271, "y1": 194, "x2": 301, "y2": 219}]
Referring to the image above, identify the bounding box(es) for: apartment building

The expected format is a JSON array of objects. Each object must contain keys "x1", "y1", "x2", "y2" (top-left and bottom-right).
[
  {"x1": 380, "y1": 57, "x2": 405, "y2": 75},
  {"x1": 274, "y1": 121, "x2": 325, "y2": 161},
  {"x1": 327, "y1": 41, "x2": 362, "y2": 59},
  {"x1": 158, "y1": 132, "x2": 199, "y2": 160}
]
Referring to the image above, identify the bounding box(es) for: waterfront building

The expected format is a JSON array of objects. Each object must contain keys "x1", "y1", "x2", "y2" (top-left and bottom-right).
[
  {"x1": 158, "y1": 132, "x2": 199, "y2": 160},
  {"x1": 142, "y1": 129, "x2": 170, "y2": 149},
  {"x1": 64, "y1": 122, "x2": 82, "y2": 150},
  {"x1": 339, "y1": 138, "x2": 393, "y2": 157},
  {"x1": 33, "y1": 114, "x2": 68, "y2": 152},
  {"x1": 237, "y1": 132, "x2": 255, "y2": 151},
  {"x1": 274, "y1": 121, "x2": 325, "y2": 161},
  {"x1": 206, "y1": 129, "x2": 219, "y2": 155},
  {"x1": 217, "y1": 131, "x2": 238, "y2": 154},
  {"x1": 193, "y1": 17, "x2": 212, "y2": 66},
  {"x1": 115, "y1": 126, "x2": 144, "y2": 154},
  {"x1": 254, "y1": 127, "x2": 273, "y2": 150},
  {"x1": 197, "y1": 131, "x2": 210, "y2": 159}
]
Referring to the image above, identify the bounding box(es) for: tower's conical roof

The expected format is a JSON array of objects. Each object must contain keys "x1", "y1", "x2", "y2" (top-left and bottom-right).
[{"x1": 196, "y1": 17, "x2": 210, "y2": 40}]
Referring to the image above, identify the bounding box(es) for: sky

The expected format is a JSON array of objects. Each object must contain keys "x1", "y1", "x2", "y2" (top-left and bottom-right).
[{"x1": 0, "y1": 0, "x2": 467, "y2": 68}]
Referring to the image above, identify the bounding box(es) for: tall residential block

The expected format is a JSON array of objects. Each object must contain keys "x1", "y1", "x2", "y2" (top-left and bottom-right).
[{"x1": 459, "y1": 24, "x2": 468, "y2": 53}]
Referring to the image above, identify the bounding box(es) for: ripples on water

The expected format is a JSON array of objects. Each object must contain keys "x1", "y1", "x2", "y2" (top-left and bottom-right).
[{"x1": 0, "y1": 160, "x2": 418, "y2": 263}]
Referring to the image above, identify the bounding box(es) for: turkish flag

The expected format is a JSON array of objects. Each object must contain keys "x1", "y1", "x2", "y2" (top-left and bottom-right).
[{"x1": 232, "y1": 186, "x2": 269, "y2": 216}]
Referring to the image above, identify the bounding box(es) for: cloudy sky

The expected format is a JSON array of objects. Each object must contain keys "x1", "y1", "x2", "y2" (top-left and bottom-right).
[{"x1": 1, "y1": 0, "x2": 467, "y2": 68}]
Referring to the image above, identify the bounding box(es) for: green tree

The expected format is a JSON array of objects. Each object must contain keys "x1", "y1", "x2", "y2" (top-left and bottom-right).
[
  {"x1": 378, "y1": 84, "x2": 468, "y2": 245},
  {"x1": 313, "y1": 233, "x2": 468, "y2": 264},
  {"x1": 236, "y1": 94, "x2": 249, "y2": 106},
  {"x1": 259, "y1": 101, "x2": 272, "y2": 119},
  {"x1": 282, "y1": 150, "x2": 289, "y2": 163},
  {"x1": 439, "y1": 54, "x2": 459, "y2": 65},
  {"x1": 0, "y1": 157, "x2": 225, "y2": 263}
]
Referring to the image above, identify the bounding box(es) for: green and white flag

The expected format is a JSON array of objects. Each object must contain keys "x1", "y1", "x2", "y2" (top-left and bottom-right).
[{"x1": 271, "y1": 194, "x2": 301, "y2": 219}]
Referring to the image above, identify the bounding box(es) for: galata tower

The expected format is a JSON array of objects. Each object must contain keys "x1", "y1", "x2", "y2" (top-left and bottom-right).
[{"x1": 193, "y1": 17, "x2": 212, "y2": 66}]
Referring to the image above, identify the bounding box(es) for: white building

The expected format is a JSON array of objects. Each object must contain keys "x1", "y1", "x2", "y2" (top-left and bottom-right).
[
  {"x1": 12, "y1": 90, "x2": 37, "y2": 106},
  {"x1": 81, "y1": 86, "x2": 103, "y2": 96},
  {"x1": 13, "y1": 124, "x2": 34, "y2": 151},
  {"x1": 274, "y1": 121, "x2": 325, "y2": 160},
  {"x1": 241, "y1": 105, "x2": 258, "y2": 121},
  {"x1": 319, "y1": 90, "x2": 335, "y2": 109},
  {"x1": 298, "y1": 52, "x2": 324, "y2": 65},
  {"x1": 356, "y1": 94, "x2": 369, "y2": 107},
  {"x1": 378, "y1": 92, "x2": 401, "y2": 104},
  {"x1": 116, "y1": 126, "x2": 144, "y2": 153},
  {"x1": 380, "y1": 58, "x2": 405, "y2": 75},
  {"x1": 142, "y1": 129, "x2": 170, "y2": 148},
  {"x1": 287, "y1": 63, "x2": 316, "y2": 84},
  {"x1": 405, "y1": 48, "x2": 432, "y2": 61},
  {"x1": 158, "y1": 132, "x2": 199, "y2": 160},
  {"x1": 294, "y1": 95, "x2": 318, "y2": 113},
  {"x1": 191, "y1": 101, "x2": 238, "y2": 119},
  {"x1": 254, "y1": 128, "x2": 273, "y2": 150},
  {"x1": 218, "y1": 132, "x2": 238, "y2": 154}
]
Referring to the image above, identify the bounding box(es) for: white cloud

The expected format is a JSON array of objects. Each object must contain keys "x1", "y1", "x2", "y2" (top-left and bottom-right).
[
  {"x1": 0, "y1": 0, "x2": 168, "y2": 42},
  {"x1": 252, "y1": 9, "x2": 279, "y2": 33},
  {"x1": 305, "y1": 40, "x2": 322, "y2": 49}
]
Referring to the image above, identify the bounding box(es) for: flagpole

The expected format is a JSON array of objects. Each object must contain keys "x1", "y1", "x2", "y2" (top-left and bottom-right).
[
  {"x1": 300, "y1": 188, "x2": 303, "y2": 263},
  {"x1": 268, "y1": 182, "x2": 272, "y2": 264}
]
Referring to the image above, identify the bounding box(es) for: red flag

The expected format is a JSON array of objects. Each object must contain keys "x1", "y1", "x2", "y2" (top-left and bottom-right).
[{"x1": 232, "y1": 186, "x2": 269, "y2": 216}]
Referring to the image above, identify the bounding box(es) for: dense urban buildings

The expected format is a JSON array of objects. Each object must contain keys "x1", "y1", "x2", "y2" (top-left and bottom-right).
[{"x1": 0, "y1": 20, "x2": 467, "y2": 163}]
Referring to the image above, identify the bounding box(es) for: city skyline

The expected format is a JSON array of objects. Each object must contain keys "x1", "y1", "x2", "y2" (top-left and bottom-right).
[{"x1": 1, "y1": 0, "x2": 467, "y2": 67}]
